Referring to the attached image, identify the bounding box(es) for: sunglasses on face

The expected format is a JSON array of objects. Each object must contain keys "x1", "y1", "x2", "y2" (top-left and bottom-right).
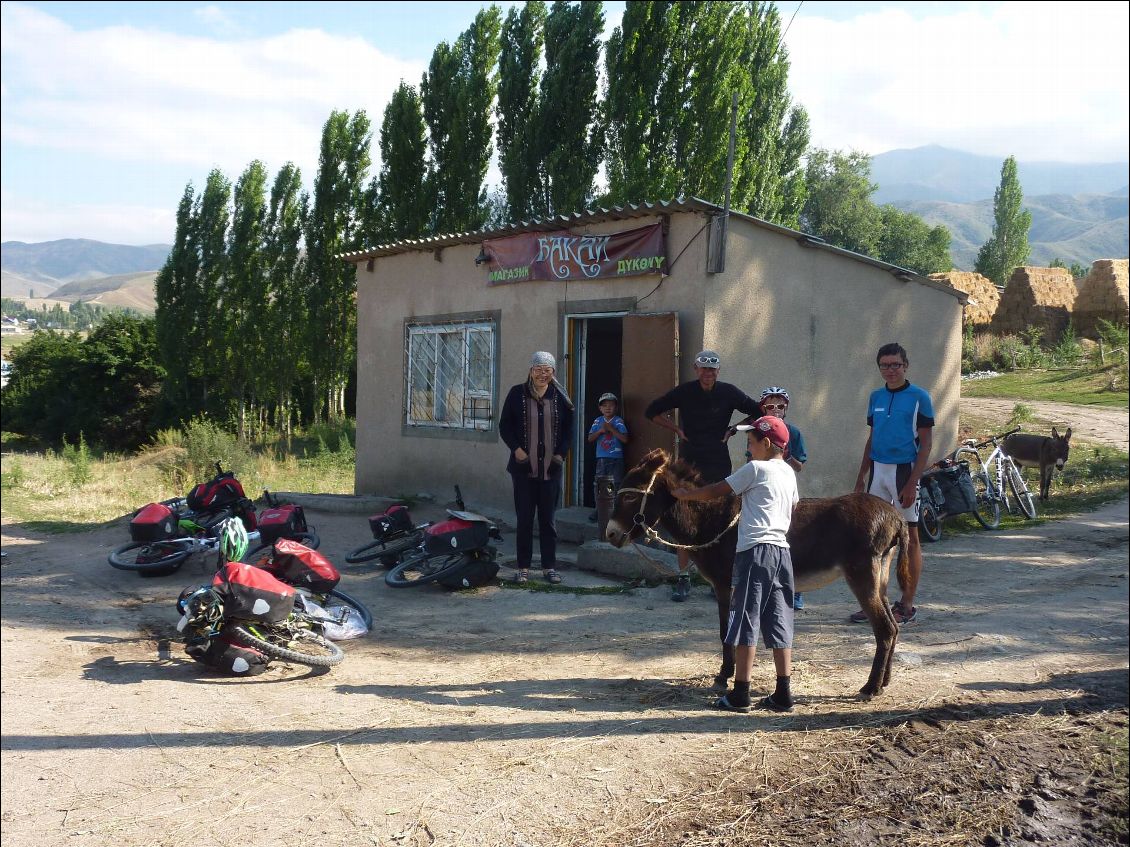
[{"x1": 762, "y1": 402, "x2": 787, "y2": 410}]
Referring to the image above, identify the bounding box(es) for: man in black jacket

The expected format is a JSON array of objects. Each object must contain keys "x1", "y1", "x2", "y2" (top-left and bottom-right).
[{"x1": 645, "y1": 350, "x2": 762, "y2": 601}]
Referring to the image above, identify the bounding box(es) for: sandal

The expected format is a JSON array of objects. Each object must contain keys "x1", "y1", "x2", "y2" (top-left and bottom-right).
[
  {"x1": 544, "y1": 569, "x2": 562, "y2": 584},
  {"x1": 515, "y1": 569, "x2": 529, "y2": 584}
]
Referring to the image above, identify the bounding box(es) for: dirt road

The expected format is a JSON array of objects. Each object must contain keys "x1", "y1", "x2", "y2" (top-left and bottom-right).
[
  {"x1": 960, "y1": 396, "x2": 1127, "y2": 452},
  {"x1": 2, "y1": 481, "x2": 1127, "y2": 846}
]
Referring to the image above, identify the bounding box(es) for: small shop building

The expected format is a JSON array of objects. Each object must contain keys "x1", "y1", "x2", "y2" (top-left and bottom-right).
[{"x1": 342, "y1": 198, "x2": 965, "y2": 513}]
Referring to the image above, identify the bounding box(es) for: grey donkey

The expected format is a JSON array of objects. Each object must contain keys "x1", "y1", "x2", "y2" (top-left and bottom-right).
[{"x1": 1003, "y1": 428, "x2": 1072, "y2": 501}]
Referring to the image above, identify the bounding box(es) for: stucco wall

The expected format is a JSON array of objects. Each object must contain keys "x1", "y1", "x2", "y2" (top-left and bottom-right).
[
  {"x1": 354, "y1": 211, "x2": 713, "y2": 512},
  {"x1": 705, "y1": 220, "x2": 963, "y2": 495}
]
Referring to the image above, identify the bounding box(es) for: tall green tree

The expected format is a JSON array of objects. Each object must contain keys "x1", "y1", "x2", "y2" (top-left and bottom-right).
[
  {"x1": 878, "y1": 205, "x2": 952, "y2": 274},
  {"x1": 801, "y1": 149, "x2": 883, "y2": 256},
  {"x1": 225, "y1": 160, "x2": 269, "y2": 437},
  {"x1": 154, "y1": 183, "x2": 199, "y2": 411},
  {"x1": 194, "y1": 169, "x2": 232, "y2": 411},
  {"x1": 263, "y1": 163, "x2": 308, "y2": 439},
  {"x1": 975, "y1": 156, "x2": 1032, "y2": 285},
  {"x1": 539, "y1": 0, "x2": 603, "y2": 214},
  {"x1": 497, "y1": 1, "x2": 547, "y2": 220},
  {"x1": 304, "y1": 110, "x2": 372, "y2": 420},
  {"x1": 375, "y1": 82, "x2": 431, "y2": 241},
  {"x1": 422, "y1": 6, "x2": 503, "y2": 232}
]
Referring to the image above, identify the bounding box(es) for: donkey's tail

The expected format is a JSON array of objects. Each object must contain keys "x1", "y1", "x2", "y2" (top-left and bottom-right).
[{"x1": 893, "y1": 516, "x2": 911, "y2": 594}]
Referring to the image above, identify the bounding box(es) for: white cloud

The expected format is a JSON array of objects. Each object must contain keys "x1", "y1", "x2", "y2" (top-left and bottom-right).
[
  {"x1": 0, "y1": 3, "x2": 426, "y2": 179},
  {"x1": 783, "y1": 2, "x2": 1130, "y2": 162}
]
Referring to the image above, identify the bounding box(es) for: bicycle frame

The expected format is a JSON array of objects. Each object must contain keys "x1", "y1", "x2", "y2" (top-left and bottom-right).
[{"x1": 957, "y1": 428, "x2": 1036, "y2": 517}]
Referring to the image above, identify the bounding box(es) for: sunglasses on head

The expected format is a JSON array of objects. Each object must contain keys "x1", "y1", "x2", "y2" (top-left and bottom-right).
[{"x1": 696, "y1": 356, "x2": 720, "y2": 366}]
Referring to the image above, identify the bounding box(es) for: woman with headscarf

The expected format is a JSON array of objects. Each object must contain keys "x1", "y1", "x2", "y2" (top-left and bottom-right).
[{"x1": 499, "y1": 351, "x2": 575, "y2": 584}]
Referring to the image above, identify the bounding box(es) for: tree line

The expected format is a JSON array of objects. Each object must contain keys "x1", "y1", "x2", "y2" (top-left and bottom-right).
[{"x1": 1, "y1": 298, "x2": 138, "y2": 332}]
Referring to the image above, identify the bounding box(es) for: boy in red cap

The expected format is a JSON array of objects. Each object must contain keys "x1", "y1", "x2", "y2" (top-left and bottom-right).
[{"x1": 671, "y1": 415, "x2": 800, "y2": 712}]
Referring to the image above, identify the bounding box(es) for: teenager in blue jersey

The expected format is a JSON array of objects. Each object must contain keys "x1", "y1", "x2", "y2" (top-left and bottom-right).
[{"x1": 851, "y1": 343, "x2": 934, "y2": 625}]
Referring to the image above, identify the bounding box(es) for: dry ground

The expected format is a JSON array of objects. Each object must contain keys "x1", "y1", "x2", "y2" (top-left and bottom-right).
[{"x1": 2, "y1": 401, "x2": 1127, "y2": 846}]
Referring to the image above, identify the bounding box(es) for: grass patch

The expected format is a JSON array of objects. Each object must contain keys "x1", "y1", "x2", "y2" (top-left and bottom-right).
[
  {"x1": 962, "y1": 367, "x2": 1128, "y2": 408},
  {"x1": 500, "y1": 579, "x2": 649, "y2": 595}
]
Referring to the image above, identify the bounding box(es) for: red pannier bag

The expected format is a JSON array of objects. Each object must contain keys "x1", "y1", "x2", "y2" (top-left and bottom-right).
[
  {"x1": 187, "y1": 473, "x2": 246, "y2": 512},
  {"x1": 212, "y1": 562, "x2": 295, "y2": 623},
  {"x1": 369, "y1": 504, "x2": 413, "y2": 540},
  {"x1": 186, "y1": 631, "x2": 271, "y2": 675},
  {"x1": 130, "y1": 502, "x2": 177, "y2": 542},
  {"x1": 424, "y1": 518, "x2": 490, "y2": 555},
  {"x1": 260, "y1": 538, "x2": 340, "y2": 593},
  {"x1": 258, "y1": 504, "x2": 308, "y2": 545}
]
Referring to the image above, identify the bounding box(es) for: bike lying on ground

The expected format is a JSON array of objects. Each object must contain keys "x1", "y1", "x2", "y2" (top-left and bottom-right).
[
  {"x1": 384, "y1": 486, "x2": 503, "y2": 589},
  {"x1": 344, "y1": 503, "x2": 430, "y2": 566},
  {"x1": 177, "y1": 521, "x2": 369, "y2": 673},
  {"x1": 109, "y1": 468, "x2": 318, "y2": 575}
]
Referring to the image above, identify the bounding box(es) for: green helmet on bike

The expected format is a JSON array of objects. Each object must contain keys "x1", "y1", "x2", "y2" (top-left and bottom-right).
[{"x1": 218, "y1": 517, "x2": 249, "y2": 563}]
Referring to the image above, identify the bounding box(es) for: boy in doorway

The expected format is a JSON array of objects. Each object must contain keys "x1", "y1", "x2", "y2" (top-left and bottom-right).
[
  {"x1": 587, "y1": 392, "x2": 629, "y2": 520},
  {"x1": 671, "y1": 416, "x2": 800, "y2": 713}
]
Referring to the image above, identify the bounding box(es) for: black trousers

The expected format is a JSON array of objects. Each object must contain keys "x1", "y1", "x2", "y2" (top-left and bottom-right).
[{"x1": 511, "y1": 473, "x2": 560, "y2": 570}]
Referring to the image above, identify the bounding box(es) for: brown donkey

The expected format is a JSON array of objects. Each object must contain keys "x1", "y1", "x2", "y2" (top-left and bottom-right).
[{"x1": 605, "y1": 449, "x2": 910, "y2": 700}]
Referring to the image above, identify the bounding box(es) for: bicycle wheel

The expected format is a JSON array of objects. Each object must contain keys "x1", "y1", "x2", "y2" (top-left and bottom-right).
[
  {"x1": 325, "y1": 588, "x2": 373, "y2": 631},
  {"x1": 108, "y1": 540, "x2": 190, "y2": 574},
  {"x1": 385, "y1": 549, "x2": 470, "y2": 588},
  {"x1": 917, "y1": 498, "x2": 942, "y2": 543},
  {"x1": 230, "y1": 622, "x2": 344, "y2": 667},
  {"x1": 969, "y1": 470, "x2": 1001, "y2": 529},
  {"x1": 1006, "y1": 461, "x2": 1037, "y2": 519},
  {"x1": 344, "y1": 529, "x2": 424, "y2": 565}
]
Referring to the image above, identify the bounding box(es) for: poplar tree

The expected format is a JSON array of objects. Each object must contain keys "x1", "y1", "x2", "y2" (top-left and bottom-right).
[
  {"x1": 225, "y1": 160, "x2": 269, "y2": 437},
  {"x1": 375, "y1": 82, "x2": 431, "y2": 240},
  {"x1": 263, "y1": 163, "x2": 308, "y2": 440},
  {"x1": 539, "y1": 0, "x2": 604, "y2": 214},
  {"x1": 975, "y1": 156, "x2": 1031, "y2": 286},
  {"x1": 497, "y1": 1, "x2": 547, "y2": 221},
  {"x1": 422, "y1": 6, "x2": 503, "y2": 232},
  {"x1": 154, "y1": 184, "x2": 199, "y2": 412},
  {"x1": 194, "y1": 169, "x2": 231, "y2": 412},
  {"x1": 304, "y1": 110, "x2": 371, "y2": 420}
]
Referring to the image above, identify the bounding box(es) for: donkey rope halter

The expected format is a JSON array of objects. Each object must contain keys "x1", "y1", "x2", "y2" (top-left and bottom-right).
[{"x1": 617, "y1": 464, "x2": 740, "y2": 564}]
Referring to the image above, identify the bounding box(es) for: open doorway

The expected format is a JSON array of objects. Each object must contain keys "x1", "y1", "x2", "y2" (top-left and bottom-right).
[{"x1": 568, "y1": 316, "x2": 623, "y2": 508}]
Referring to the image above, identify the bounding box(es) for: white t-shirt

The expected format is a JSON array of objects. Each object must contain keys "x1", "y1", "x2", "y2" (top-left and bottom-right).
[{"x1": 726, "y1": 459, "x2": 799, "y2": 551}]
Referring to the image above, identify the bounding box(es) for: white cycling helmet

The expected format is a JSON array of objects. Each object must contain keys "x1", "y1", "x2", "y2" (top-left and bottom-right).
[
  {"x1": 218, "y1": 517, "x2": 249, "y2": 563},
  {"x1": 759, "y1": 386, "x2": 790, "y2": 404}
]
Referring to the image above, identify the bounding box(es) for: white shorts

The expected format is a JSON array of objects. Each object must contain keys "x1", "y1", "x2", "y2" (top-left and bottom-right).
[{"x1": 868, "y1": 461, "x2": 920, "y2": 525}]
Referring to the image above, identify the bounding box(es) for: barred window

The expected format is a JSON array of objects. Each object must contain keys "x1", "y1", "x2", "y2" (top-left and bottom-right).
[{"x1": 406, "y1": 320, "x2": 496, "y2": 430}]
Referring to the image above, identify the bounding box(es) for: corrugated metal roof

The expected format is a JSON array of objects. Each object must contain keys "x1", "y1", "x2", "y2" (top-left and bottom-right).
[{"x1": 339, "y1": 196, "x2": 965, "y2": 302}]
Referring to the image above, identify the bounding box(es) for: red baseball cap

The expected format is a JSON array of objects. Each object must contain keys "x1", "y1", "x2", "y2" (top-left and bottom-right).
[{"x1": 736, "y1": 416, "x2": 789, "y2": 449}]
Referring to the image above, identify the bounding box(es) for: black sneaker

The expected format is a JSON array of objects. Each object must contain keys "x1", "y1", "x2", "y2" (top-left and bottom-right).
[
  {"x1": 712, "y1": 693, "x2": 751, "y2": 713},
  {"x1": 671, "y1": 575, "x2": 691, "y2": 602},
  {"x1": 755, "y1": 694, "x2": 794, "y2": 713}
]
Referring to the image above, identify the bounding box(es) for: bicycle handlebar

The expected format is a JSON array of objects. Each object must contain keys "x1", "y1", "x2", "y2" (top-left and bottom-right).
[{"x1": 963, "y1": 427, "x2": 1022, "y2": 450}]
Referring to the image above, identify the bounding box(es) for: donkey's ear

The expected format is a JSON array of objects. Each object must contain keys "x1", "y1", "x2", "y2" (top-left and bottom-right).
[
  {"x1": 1051, "y1": 427, "x2": 1059, "y2": 439},
  {"x1": 642, "y1": 448, "x2": 668, "y2": 468},
  {"x1": 1064, "y1": 427, "x2": 1071, "y2": 441}
]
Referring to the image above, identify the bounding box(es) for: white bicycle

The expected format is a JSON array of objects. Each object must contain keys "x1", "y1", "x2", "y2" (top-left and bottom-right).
[{"x1": 953, "y1": 427, "x2": 1037, "y2": 523}]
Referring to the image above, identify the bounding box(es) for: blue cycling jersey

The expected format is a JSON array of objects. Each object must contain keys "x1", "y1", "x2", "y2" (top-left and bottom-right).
[{"x1": 866, "y1": 382, "x2": 934, "y2": 464}]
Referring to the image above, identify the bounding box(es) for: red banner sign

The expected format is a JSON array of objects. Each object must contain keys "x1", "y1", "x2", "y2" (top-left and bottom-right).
[{"x1": 482, "y1": 222, "x2": 666, "y2": 284}]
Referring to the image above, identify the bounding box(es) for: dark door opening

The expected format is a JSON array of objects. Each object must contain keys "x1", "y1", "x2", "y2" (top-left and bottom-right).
[{"x1": 578, "y1": 317, "x2": 622, "y2": 508}]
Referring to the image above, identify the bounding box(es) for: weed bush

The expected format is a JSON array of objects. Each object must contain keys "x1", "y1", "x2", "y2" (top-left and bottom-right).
[
  {"x1": 177, "y1": 417, "x2": 256, "y2": 490},
  {"x1": 61, "y1": 432, "x2": 93, "y2": 487}
]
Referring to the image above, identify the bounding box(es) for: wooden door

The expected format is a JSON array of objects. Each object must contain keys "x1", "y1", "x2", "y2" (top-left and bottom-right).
[{"x1": 621, "y1": 312, "x2": 680, "y2": 470}]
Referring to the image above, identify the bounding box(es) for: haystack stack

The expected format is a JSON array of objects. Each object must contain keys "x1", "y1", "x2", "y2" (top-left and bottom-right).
[
  {"x1": 1072, "y1": 259, "x2": 1129, "y2": 337},
  {"x1": 991, "y1": 266, "x2": 1077, "y2": 338},
  {"x1": 929, "y1": 271, "x2": 1000, "y2": 326}
]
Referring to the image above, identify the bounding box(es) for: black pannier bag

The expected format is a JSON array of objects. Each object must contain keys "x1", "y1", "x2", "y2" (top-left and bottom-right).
[
  {"x1": 186, "y1": 631, "x2": 271, "y2": 675},
  {"x1": 130, "y1": 502, "x2": 177, "y2": 542},
  {"x1": 258, "y1": 503, "x2": 307, "y2": 544},
  {"x1": 424, "y1": 517, "x2": 490, "y2": 555},
  {"x1": 436, "y1": 552, "x2": 500, "y2": 590},
  {"x1": 187, "y1": 472, "x2": 246, "y2": 512},
  {"x1": 925, "y1": 463, "x2": 978, "y2": 516},
  {"x1": 369, "y1": 504, "x2": 413, "y2": 540},
  {"x1": 211, "y1": 562, "x2": 295, "y2": 623},
  {"x1": 260, "y1": 539, "x2": 340, "y2": 594}
]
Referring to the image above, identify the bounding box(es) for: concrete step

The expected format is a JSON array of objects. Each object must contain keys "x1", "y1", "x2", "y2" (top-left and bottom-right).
[{"x1": 554, "y1": 505, "x2": 604, "y2": 544}]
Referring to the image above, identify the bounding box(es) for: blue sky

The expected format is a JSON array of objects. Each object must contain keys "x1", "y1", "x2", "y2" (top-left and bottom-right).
[{"x1": 1, "y1": 1, "x2": 1127, "y2": 245}]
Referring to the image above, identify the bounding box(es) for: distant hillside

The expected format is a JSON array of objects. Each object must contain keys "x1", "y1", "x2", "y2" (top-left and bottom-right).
[
  {"x1": 1, "y1": 239, "x2": 170, "y2": 285},
  {"x1": 871, "y1": 145, "x2": 1129, "y2": 204},
  {"x1": 901, "y1": 192, "x2": 1129, "y2": 271},
  {"x1": 1, "y1": 269, "x2": 59, "y2": 299},
  {"x1": 51, "y1": 271, "x2": 159, "y2": 313}
]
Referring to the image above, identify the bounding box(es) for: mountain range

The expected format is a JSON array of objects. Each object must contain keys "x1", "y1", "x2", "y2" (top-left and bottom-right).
[{"x1": 1, "y1": 147, "x2": 1126, "y2": 309}]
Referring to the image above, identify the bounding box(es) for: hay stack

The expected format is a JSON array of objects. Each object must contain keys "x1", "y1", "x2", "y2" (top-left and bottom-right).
[
  {"x1": 990, "y1": 266, "x2": 1077, "y2": 338},
  {"x1": 929, "y1": 271, "x2": 1000, "y2": 326},
  {"x1": 1072, "y1": 259, "x2": 1129, "y2": 338}
]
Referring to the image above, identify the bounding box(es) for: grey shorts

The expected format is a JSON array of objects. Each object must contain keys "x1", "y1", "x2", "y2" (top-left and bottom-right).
[{"x1": 724, "y1": 544, "x2": 794, "y2": 649}]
